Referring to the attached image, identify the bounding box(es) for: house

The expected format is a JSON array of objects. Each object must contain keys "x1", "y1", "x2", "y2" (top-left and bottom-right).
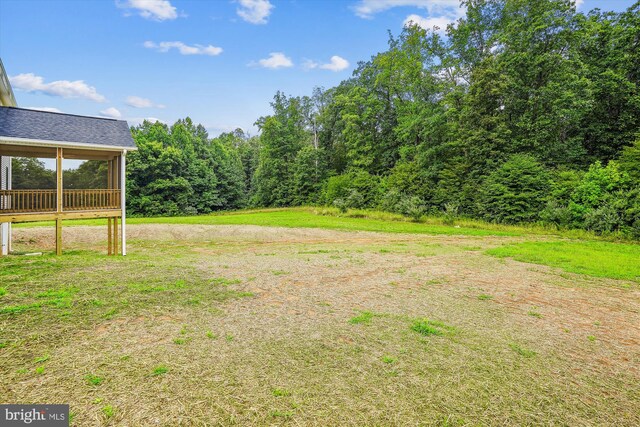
[
  {"x1": 0, "y1": 58, "x2": 17, "y2": 256},
  {"x1": 0, "y1": 59, "x2": 137, "y2": 255}
]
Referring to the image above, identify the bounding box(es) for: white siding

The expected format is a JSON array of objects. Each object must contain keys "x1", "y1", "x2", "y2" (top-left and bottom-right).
[{"x1": 1, "y1": 155, "x2": 10, "y2": 255}]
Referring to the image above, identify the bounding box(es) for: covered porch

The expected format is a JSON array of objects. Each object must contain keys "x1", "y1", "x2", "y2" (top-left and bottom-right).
[{"x1": 0, "y1": 106, "x2": 136, "y2": 255}]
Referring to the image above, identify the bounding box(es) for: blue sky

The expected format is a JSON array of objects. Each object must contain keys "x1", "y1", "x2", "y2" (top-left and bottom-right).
[{"x1": 0, "y1": 0, "x2": 636, "y2": 138}]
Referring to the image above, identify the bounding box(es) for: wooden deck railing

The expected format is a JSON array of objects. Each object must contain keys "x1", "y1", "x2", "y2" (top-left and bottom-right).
[
  {"x1": 0, "y1": 189, "x2": 121, "y2": 214},
  {"x1": 63, "y1": 189, "x2": 121, "y2": 211},
  {"x1": 0, "y1": 190, "x2": 56, "y2": 213}
]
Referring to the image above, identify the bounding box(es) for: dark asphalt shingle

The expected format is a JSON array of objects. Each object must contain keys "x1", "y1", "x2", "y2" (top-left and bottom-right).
[{"x1": 0, "y1": 107, "x2": 136, "y2": 149}]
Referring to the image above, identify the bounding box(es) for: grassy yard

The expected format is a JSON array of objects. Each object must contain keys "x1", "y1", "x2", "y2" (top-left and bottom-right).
[
  {"x1": 1, "y1": 210, "x2": 639, "y2": 425},
  {"x1": 487, "y1": 240, "x2": 640, "y2": 282}
]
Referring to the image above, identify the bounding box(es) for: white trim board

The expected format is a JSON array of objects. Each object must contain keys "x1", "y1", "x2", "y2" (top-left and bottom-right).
[{"x1": 0, "y1": 136, "x2": 137, "y2": 152}]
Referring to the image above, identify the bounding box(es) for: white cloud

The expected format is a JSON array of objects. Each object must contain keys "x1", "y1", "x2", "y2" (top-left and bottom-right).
[
  {"x1": 100, "y1": 107, "x2": 122, "y2": 118},
  {"x1": 255, "y1": 52, "x2": 293, "y2": 69},
  {"x1": 303, "y1": 56, "x2": 350, "y2": 72},
  {"x1": 143, "y1": 117, "x2": 164, "y2": 124},
  {"x1": 302, "y1": 59, "x2": 319, "y2": 70},
  {"x1": 404, "y1": 14, "x2": 452, "y2": 32},
  {"x1": 125, "y1": 95, "x2": 165, "y2": 109},
  {"x1": 9, "y1": 73, "x2": 106, "y2": 102},
  {"x1": 353, "y1": 0, "x2": 460, "y2": 18},
  {"x1": 236, "y1": 0, "x2": 274, "y2": 24},
  {"x1": 24, "y1": 107, "x2": 63, "y2": 113},
  {"x1": 117, "y1": 0, "x2": 178, "y2": 21},
  {"x1": 319, "y1": 56, "x2": 350, "y2": 72},
  {"x1": 574, "y1": 0, "x2": 584, "y2": 8},
  {"x1": 353, "y1": 0, "x2": 463, "y2": 32},
  {"x1": 126, "y1": 116, "x2": 167, "y2": 126},
  {"x1": 143, "y1": 41, "x2": 223, "y2": 56}
]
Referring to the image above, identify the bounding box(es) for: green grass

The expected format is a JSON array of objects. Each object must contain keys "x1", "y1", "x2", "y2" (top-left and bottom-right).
[
  {"x1": 349, "y1": 311, "x2": 375, "y2": 324},
  {"x1": 410, "y1": 319, "x2": 454, "y2": 336},
  {"x1": 487, "y1": 241, "x2": 640, "y2": 282},
  {"x1": 12, "y1": 207, "x2": 522, "y2": 237},
  {"x1": 509, "y1": 343, "x2": 537, "y2": 358},
  {"x1": 272, "y1": 388, "x2": 292, "y2": 397},
  {"x1": 210, "y1": 277, "x2": 242, "y2": 286},
  {"x1": 101, "y1": 405, "x2": 115, "y2": 419},
  {"x1": 151, "y1": 365, "x2": 169, "y2": 376},
  {"x1": 85, "y1": 374, "x2": 104, "y2": 386},
  {"x1": 381, "y1": 355, "x2": 396, "y2": 364},
  {"x1": 528, "y1": 309, "x2": 542, "y2": 318},
  {"x1": 270, "y1": 270, "x2": 289, "y2": 276},
  {"x1": 34, "y1": 354, "x2": 50, "y2": 363},
  {"x1": 270, "y1": 410, "x2": 294, "y2": 419}
]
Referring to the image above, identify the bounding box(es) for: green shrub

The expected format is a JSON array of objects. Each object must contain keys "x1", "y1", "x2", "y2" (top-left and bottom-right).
[
  {"x1": 630, "y1": 220, "x2": 640, "y2": 240},
  {"x1": 332, "y1": 198, "x2": 348, "y2": 213},
  {"x1": 611, "y1": 187, "x2": 640, "y2": 238},
  {"x1": 540, "y1": 200, "x2": 577, "y2": 228},
  {"x1": 345, "y1": 189, "x2": 365, "y2": 209},
  {"x1": 583, "y1": 205, "x2": 621, "y2": 234},
  {"x1": 478, "y1": 155, "x2": 551, "y2": 224},
  {"x1": 378, "y1": 189, "x2": 404, "y2": 213},
  {"x1": 549, "y1": 169, "x2": 583, "y2": 204},
  {"x1": 386, "y1": 161, "x2": 431, "y2": 201},
  {"x1": 618, "y1": 138, "x2": 640, "y2": 182},
  {"x1": 396, "y1": 196, "x2": 426, "y2": 221},
  {"x1": 442, "y1": 203, "x2": 459, "y2": 226},
  {"x1": 325, "y1": 170, "x2": 381, "y2": 208},
  {"x1": 183, "y1": 206, "x2": 198, "y2": 216},
  {"x1": 325, "y1": 174, "x2": 352, "y2": 203},
  {"x1": 571, "y1": 161, "x2": 627, "y2": 209}
]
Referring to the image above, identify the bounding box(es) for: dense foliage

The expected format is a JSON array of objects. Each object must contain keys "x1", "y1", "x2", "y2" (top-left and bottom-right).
[
  {"x1": 12, "y1": 158, "x2": 107, "y2": 190},
  {"x1": 11, "y1": 0, "x2": 640, "y2": 238},
  {"x1": 233, "y1": 0, "x2": 639, "y2": 237},
  {"x1": 127, "y1": 119, "x2": 246, "y2": 216}
]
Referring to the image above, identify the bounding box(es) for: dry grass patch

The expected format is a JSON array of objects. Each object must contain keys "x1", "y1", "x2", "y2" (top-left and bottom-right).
[{"x1": 1, "y1": 224, "x2": 639, "y2": 425}]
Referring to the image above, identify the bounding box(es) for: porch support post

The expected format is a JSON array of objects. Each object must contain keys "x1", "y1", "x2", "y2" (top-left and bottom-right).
[
  {"x1": 113, "y1": 216, "x2": 118, "y2": 255},
  {"x1": 0, "y1": 227, "x2": 5, "y2": 256},
  {"x1": 56, "y1": 217, "x2": 62, "y2": 255},
  {"x1": 55, "y1": 147, "x2": 63, "y2": 256},
  {"x1": 120, "y1": 151, "x2": 127, "y2": 256},
  {"x1": 107, "y1": 218, "x2": 113, "y2": 255}
]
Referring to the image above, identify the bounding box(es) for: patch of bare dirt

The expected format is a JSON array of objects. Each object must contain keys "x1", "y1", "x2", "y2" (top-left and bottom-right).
[{"x1": 12, "y1": 223, "x2": 511, "y2": 251}]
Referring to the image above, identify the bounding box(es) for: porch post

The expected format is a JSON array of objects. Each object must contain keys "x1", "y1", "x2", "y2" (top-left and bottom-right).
[
  {"x1": 120, "y1": 150, "x2": 127, "y2": 256},
  {"x1": 55, "y1": 147, "x2": 63, "y2": 255}
]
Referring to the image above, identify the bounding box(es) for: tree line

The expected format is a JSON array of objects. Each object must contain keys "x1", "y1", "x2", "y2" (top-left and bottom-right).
[{"x1": 12, "y1": 0, "x2": 640, "y2": 238}]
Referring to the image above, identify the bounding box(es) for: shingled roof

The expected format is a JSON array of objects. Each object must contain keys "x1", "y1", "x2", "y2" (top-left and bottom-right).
[{"x1": 0, "y1": 106, "x2": 136, "y2": 150}]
